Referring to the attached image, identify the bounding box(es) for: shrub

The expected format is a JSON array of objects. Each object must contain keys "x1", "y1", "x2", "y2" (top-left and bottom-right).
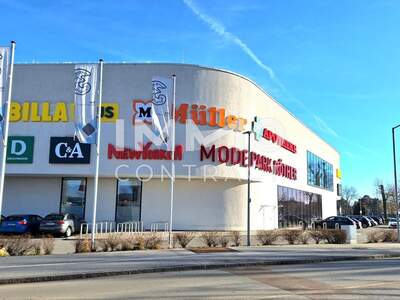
[
  {"x1": 367, "y1": 230, "x2": 383, "y2": 243},
  {"x1": 256, "y1": 230, "x2": 278, "y2": 245},
  {"x1": 32, "y1": 241, "x2": 42, "y2": 255},
  {"x1": 217, "y1": 233, "x2": 230, "y2": 247},
  {"x1": 231, "y1": 231, "x2": 241, "y2": 247},
  {"x1": 324, "y1": 229, "x2": 347, "y2": 244},
  {"x1": 4, "y1": 236, "x2": 34, "y2": 256},
  {"x1": 120, "y1": 235, "x2": 137, "y2": 251},
  {"x1": 173, "y1": 232, "x2": 195, "y2": 248},
  {"x1": 42, "y1": 237, "x2": 55, "y2": 255},
  {"x1": 382, "y1": 230, "x2": 397, "y2": 242},
  {"x1": 144, "y1": 233, "x2": 163, "y2": 249},
  {"x1": 308, "y1": 230, "x2": 326, "y2": 244},
  {"x1": 0, "y1": 248, "x2": 9, "y2": 257},
  {"x1": 280, "y1": 229, "x2": 302, "y2": 245},
  {"x1": 200, "y1": 232, "x2": 219, "y2": 247},
  {"x1": 75, "y1": 239, "x2": 92, "y2": 253},
  {"x1": 103, "y1": 234, "x2": 122, "y2": 251},
  {"x1": 298, "y1": 231, "x2": 309, "y2": 244},
  {"x1": 134, "y1": 235, "x2": 146, "y2": 250}
]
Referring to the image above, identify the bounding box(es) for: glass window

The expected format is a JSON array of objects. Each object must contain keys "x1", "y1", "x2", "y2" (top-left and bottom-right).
[
  {"x1": 115, "y1": 179, "x2": 142, "y2": 223},
  {"x1": 277, "y1": 185, "x2": 322, "y2": 228},
  {"x1": 60, "y1": 178, "x2": 87, "y2": 220},
  {"x1": 307, "y1": 151, "x2": 334, "y2": 191}
]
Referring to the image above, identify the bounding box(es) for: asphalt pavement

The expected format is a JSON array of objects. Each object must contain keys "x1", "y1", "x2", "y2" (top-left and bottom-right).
[
  {"x1": 1, "y1": 244, "x2": 400, "y2": 284},
  {"x1": 1, "y1": 258, "x2": 400, "y2": 299}
]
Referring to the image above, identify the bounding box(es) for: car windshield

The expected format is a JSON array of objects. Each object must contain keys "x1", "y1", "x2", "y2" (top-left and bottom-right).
[
  {"x1": 44, "y1": 214, "x2": 64, "y2": 220},
  {"x1": 5, "y1": 215, "x2": 25, "y2": 221}
]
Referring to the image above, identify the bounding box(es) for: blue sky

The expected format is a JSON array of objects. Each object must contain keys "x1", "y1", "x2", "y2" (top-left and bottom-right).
[{"x1": 0, "y1": 0, "x2": 399, "y2": 196}]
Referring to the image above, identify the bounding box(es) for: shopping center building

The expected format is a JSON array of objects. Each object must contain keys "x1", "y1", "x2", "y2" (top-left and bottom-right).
[{"x1": 1, "y1": 63, "x2": 341, "y2": 230}]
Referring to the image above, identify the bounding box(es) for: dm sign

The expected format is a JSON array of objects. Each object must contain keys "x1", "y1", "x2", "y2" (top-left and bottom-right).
[
  {"x1": 6, "y1": 136, "x2": 34, "y2": 164},
  {"x1": 49, "y1": 137, "x2": 91, "y2": 164}
]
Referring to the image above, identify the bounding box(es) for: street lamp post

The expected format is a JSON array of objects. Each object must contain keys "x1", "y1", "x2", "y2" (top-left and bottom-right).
[
  {"x1": 243, "y1": 130, "x2": 252, "y2": 246},
  {"x1": 392, "y1": 124, "x2": 400, "y2": 242}
]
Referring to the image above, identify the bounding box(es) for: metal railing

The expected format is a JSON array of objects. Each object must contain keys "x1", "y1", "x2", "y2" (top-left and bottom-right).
[
  {"x1": 150, "y1": 222, "x2": 169, "y2": 232},
  {"x1": 80, "y1": 221, "x2": 144, "y2": 238}
]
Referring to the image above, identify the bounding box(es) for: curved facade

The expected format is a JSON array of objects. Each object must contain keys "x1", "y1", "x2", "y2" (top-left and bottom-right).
[{"x1": 2, "y1": 63, "x2": 341, "y2": 230}]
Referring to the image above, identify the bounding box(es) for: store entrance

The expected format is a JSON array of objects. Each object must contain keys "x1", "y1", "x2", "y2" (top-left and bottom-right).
[{"x1": 115, "y1": 179, "x2": 142, "y2": 223}]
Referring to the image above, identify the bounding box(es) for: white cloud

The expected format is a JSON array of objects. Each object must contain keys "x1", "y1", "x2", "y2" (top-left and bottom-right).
[{"x1": 182, "y1": 0, "x2": 275, "y2": 79}]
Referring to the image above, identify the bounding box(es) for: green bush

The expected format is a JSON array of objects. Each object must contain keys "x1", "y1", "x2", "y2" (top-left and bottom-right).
[{"x1": 256, "y1": 230, "x2": 278, "y2": 245}]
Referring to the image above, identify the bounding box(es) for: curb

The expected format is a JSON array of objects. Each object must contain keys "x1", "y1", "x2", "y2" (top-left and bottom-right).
[{"x1": 1, "y1": 253, "x2": 400, "y2": 285}]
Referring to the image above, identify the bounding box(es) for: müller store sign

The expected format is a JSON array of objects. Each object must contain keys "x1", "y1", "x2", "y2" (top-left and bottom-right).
[{"x1": 200, "y1": 144, "x2": 297, "y2": 180}]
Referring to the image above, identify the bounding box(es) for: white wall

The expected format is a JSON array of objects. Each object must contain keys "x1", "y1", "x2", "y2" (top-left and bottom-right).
[{"x1": 3, "y1": 177, "x2": 61, "y2": 217}]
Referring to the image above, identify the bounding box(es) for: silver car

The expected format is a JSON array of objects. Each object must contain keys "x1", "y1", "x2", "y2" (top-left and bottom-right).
[{"x1": 39, "y1": 213, "x2": 81, "y2": 237}]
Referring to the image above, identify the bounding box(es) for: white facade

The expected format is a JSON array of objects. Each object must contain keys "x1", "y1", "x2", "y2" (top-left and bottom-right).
[{"x1": 1, "y1": 63, "x2": 341, "y2": 230}]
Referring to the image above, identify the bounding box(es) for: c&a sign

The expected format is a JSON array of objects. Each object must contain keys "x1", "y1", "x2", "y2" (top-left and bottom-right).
[
  {"x1": 6, "y1": 136, "x2": 34, "y2": 164},
  {"x1": 49, "y1": 137, "x2": 91, "y2": 164}
]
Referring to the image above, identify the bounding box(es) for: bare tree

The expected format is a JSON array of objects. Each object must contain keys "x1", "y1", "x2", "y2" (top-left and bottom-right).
[{"x1": 338, "y1": 186, "x2": 358, "y2": 215}]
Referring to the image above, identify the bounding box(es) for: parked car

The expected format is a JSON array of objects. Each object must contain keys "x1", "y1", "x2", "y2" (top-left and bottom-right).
[
  {"x1": 388, "y1": 218, "x2": 398, "y2": 228},
  {"x1": 0, "y1": 214, "x2": 42, "y2": 234},
  {"x1": 365, "y1": 216, "x2": 378, "y2": 226},
  {"x1": 370, "y1": 216, "x2": 383, "y2": 225},
  {"x1": 39, "y1": 213, "x2": 82, "y2": 237},
  {"x1": 314, "y1": 216, "x2": 355, "y2": 229},
  {"x1": 347, "y1": 217, "x2": 362, "y2": 229},
  {"x1": 348, "y1": 215, "x2": 371, "y2": 228}
]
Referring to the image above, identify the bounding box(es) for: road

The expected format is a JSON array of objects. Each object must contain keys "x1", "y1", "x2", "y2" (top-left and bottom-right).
[
  {"x1": 1, "y1": 258, "x2": 400, "y2": 299},
  {"x1": 1, "y1": 244, "x2": 400, "y2": 283}
]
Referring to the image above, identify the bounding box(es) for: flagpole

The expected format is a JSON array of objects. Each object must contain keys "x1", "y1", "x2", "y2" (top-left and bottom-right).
[
  {"x1": 168, "y1": 74, "x2": 176, "y2": 248},
  {"x1": 91, "y1": 59, "x2": 104, "y2": 248},
  {"x1": 0, "y1": 41, "x2": 15, "y2": 219}
]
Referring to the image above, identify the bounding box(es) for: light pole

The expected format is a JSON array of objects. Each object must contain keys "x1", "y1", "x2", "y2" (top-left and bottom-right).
[
  {"x1": 392, "y1": 124, "x2": 400, "y2": 242},
  {"x1": 243, "y1": 130, "x2": 252, "y2": 246}
]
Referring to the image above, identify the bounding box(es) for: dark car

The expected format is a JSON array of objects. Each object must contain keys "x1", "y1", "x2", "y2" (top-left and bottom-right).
[
  {"x1": 39, "y1": 213, "x2": 82, "y2": 237},
  {"x1": 314, "y1": 216, "x2": 355, "y2": 229},
  {"x1": 0, "y1": 214, "x2": 42, "y2": 234},
  {"x1": 370, "y1": 216, "x2": 383, "y2": 225},
  {"x1": 279, "y1": 215, "x2": 307, "y2": 228},
  {"x1": 348, "y1": 215, "x2": 371, "y2": 228}
]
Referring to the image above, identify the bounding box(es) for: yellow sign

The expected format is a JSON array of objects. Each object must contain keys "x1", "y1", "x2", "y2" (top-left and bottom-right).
[
  {"x1": 336, "y1": 168, "x2": 342, "y2": 179},
  {"x1": 9, "y1": 101, "x2": 119, "y2": 123}
]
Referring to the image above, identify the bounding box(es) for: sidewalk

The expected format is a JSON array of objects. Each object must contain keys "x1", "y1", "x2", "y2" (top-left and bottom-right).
[{"x1": 1, "y1": 243, "x2": 400, "y2": 285}]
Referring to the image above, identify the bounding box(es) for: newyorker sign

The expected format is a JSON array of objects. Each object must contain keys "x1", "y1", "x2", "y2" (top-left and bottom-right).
[
  {"x1": 108, "y1": 143, "x2": 184, "y2": 160},
  {"x1": 49, "y1": 137, "x2": 91, "y2": 164}
]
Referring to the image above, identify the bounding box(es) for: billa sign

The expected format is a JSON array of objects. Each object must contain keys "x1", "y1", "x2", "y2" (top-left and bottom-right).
[
  {"x1": 49, "y1": 137, "x2": 91, "y2": 164},
  {"x1": 6, "y1": 136, "x2": 34, "y2": 164}
]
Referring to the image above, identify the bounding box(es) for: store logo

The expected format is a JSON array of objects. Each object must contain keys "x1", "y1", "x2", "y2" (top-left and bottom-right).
[
  {"x1": 152, "y1": 80, "x2": 167, "y2": 105},
  {"x1": 49, "y1": 137, "x2": 91, "y2": 164},
  {"x1": 132, "y1": 99, "x2": 152, "y2": 124},
  {"x1": 6, "y1": 136, "x2": 34, "y2": 164},
  {"x1": 9, "y1": 101, "x2": 119, "y2": 123}
]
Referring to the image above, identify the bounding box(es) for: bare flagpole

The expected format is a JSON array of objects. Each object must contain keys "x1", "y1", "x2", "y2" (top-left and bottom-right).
[
  {"x1": 0, "y1": 41, "x2": 16, "y2": 219},
  {"x1": 91, "y1": 59, "x2": 104, "y2": 247},
  {"x1": 168, "y1": 74, "x2": 176, "y2": 248}
]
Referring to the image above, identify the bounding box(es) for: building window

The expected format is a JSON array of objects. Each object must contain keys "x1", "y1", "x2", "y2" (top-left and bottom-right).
[
  {"x1": 60, "y1": 178, "x2": 87, "y2": 220},
  {"x1": 307, "y1": 151, "x2": 334, "y2": 191},
  {"x1": 278, "y1": 185, "x2": 322, "y2": 228},
  {"x1": 115, "y1": 179, "x2": 142, "y2": 223}
]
